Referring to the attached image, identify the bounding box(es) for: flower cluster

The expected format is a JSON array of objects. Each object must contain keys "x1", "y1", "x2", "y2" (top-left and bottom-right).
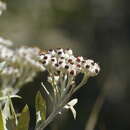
[
  {"x1": 39, "y1": 48, "x2": 100, "y2": 119},
  {"x1": 0, "y1": 41, "x2": 44, "y2": 96},
  {"x1": 39, "y1": 48, "x2": 100, "y2": 79},
  {"x1": 16, "y1": 46, "x2": 45, "y2": 71},
  {"x1": 0, "y1": 1, "x2": 6, "y2": 16}
]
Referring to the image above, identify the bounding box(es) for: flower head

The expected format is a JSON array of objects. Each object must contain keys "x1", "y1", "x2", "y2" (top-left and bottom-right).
[
  {"x1": 39, "y1": 48, "x2": 100, "y2": 120},
  {"x1": 39, "y1": 48, "x2": 100, "y2": 78}
]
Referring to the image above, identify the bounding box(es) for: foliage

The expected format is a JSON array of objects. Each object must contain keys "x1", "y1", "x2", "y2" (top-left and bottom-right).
[{"x1": 35, "y1": 91, "x2": 46, "y2": 123}]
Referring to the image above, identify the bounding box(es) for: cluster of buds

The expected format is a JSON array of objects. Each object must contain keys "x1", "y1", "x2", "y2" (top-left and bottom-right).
[
  {"x1": 0, "y1": 40, "x2": 44, "y2": 96},
  {"x1": 39, "y1": 48, "x2": 100, "y2": 78},
  {"x1": 39, "y1": 48, "x2": 100, "y2": 119}
]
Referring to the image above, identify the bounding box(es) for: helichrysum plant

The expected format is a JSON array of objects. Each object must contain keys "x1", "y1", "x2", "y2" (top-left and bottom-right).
[
  {"x1": 36, "y1": 48, "x2": 100, "y2": 130},
  {"x1": 0, "y1": 1, "x2": 100, "y2": 129}
]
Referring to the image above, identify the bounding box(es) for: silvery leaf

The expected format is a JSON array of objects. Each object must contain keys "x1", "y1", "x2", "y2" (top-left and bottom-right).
[{"x1": 64, "y1": 98, "x2": 78, "y2": 119}]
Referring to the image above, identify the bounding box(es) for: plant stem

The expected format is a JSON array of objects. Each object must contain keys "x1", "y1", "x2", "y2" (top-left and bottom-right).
[
  {"x1": 35, "y1": 108, "x2": 60, "y2": 130},
  {"x1": 36, "y1": 74, "x2": 88, "y2": 130},
  {"x1": 72, "y1": 74, "x2": 88, "y2": 95},
  {"x1": 35, "y1": 91, "x2": 71, "y2": 130}
]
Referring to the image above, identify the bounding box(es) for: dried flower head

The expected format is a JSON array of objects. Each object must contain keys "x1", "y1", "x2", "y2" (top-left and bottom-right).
[{"x1": 39, "y1": 48, "x2": 100, "y2": 120}]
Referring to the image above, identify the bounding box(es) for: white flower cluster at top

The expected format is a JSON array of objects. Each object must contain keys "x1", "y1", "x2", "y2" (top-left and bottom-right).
[
  {"x1": 39, "y1": 48, "x2": 100, "y2": 78},
  {"x1": 39, "y1": 48, "x2": 100, "y2": 118},
  {"x1": 0, "y1": 40, "x2": 44, "y2": 96},
  {"x1": 0, "y1": 1, "x2": 6, "y2": 16},
  {"x1": 36, "y1": 48, "x2": 100, "y2": 129}
]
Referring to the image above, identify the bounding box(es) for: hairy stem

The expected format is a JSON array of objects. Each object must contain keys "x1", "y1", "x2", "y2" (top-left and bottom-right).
[
  {"x1": 35, "y1": 107, "x2": 61, "y2": 130},
  {"x1": 36, "y1": 74, "x2": 88, "y2": 130}
]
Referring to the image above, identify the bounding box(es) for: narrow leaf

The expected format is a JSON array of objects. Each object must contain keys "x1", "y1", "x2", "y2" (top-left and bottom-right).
[
  {"x1": 70, "y1": 107, "x2": 77, "y2": 119},
  {"x1": 67, "y1": 99, "x2": 78, "y2": 106},
  {"x1": 64, "y1": 99, "x2": 78, "y2": 119},
  {"x1": 35, "y1": 91, "x2": 46, "y2": 123},
  {"x1": 16, "y1": 105, "x2": 30, "y2": 130}
]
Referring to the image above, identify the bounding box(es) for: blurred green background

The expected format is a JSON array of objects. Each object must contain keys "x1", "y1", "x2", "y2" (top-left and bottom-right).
[{"x1": 1, "y1": 0, "x2": 130, "y2": 130}]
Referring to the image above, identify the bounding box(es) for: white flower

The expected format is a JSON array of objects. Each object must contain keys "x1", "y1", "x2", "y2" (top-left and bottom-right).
[
  {"x1": 81, "y1": 59, "x2": 100, "y2": 77},
  {"x1": 39, "y1": 48, "x2": 100, "y2": 103},
  {"x1": 65, "y1": 48, "x2": 73, "y2": 55},
  {"x1": 87, "y1": 63, "x2": 100, "y2": 77},
  {"x1": 76, "y1": 56, "x2": 84, "y2": 63},
  {"x1": 37, "y1": 48, "x2": 100, "y2": 127},
  {"x1": 0, "y1": 44, "x2": 45, "y2": 97},
  {"x1": 68, "y1": 69, "x2": 77, "y2": 77},
  {"x1": 56, "y1": 49, "x2": 65, "y2": 58},
  {"x1": 48, "y1": 49, "x2": 56, "y2": 56}
]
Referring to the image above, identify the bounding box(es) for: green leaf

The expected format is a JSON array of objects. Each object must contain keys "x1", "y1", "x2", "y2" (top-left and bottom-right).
[
  {"x1": 35, "y1": 91, "x2": 46, "y2": 123},
  {"x1": 0, "y1": 110, "x2": 4, "y2": 130},
  {"x1": 16, "y1": 105, "x2": 30, "y2": 130}
]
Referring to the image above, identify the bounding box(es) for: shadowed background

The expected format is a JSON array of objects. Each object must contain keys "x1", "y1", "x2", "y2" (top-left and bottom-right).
[{"x1": 1, "y1": 0, "x2": 130, "y2": 130}]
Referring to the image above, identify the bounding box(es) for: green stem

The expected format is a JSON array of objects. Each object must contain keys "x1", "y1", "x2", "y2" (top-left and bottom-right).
[{"x1": 35, "y1": 107, "x2": 61, "y2": 130}]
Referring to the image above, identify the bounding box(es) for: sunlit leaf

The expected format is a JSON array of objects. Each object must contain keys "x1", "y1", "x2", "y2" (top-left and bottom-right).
[
  {"x1": 16, "y1": 105, "x2": 30, "y2": 130},
  {"x1": 35, "y1": 91, "x2": 46, "y2": 123}
]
